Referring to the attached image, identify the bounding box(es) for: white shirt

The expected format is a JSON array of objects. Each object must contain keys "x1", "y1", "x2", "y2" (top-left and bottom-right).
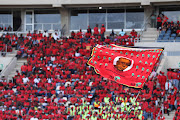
[
  {"x1": 75, "y1": 52, "x2": 81, "y2": 57},
  {"x1": 121, "y1": 102, "x2": 125, "y2": 107},
  {"x1": 30, "y1": 117, "x2": 38, "y2": 120},
  {"x1": 47, "y1": 78, "x2": 53, "y2": 83},
  {"x1": 165, "y1": 82, "x2": 172, "y2": 91},
  {"x1": 16, "y1": 109, "x2": 23, "y2": 115},
  {"x1": 53, "y1": 34, "x2": 60, "y2": 40},
  {"x1": 119, "y1": 31, "x2": 125, "y2": 36},
  {"x1": 43, "y1": 32, "x2": 49, "y2": 37},
  {"x1": 150, "y1": 71, "x2": 156, "y2": 78},
  {"x1": 34, "y1": 78, "x2": 40, "y2": 84},
  {"x1": 23, "y1": 77, "x2": 29, "y2": 84},
  {"x1": 65, "y1": 82, "x2": 71, "y2": 87},
  {"x1": 51, "y1": 56, "x2": 55, "y2": 62}
]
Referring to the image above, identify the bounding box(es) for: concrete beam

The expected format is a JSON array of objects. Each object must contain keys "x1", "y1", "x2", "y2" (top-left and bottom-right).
[
  {"x1": 0, "y1": 0, "x2": 52, "y2": 5},
  {"x1": 141, "y1": 0, "x2": 151, "y2": 5},
  {"x1": 60, "y1": 8, "x2": 70, "y2": 36}
]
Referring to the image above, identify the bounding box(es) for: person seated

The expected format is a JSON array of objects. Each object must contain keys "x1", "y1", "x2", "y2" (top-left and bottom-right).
[
  {"x1": 77, "y1": 29, "x2": 82, "y2": 39},
  {"x1": 171, "y1": 25, "x2": 178, "y2": 35},
  {"x1": 176, "y1": 28, "x2": 180, "y2": 37},
  {"x1": 85, "y1": 31, "x2": 91, "y2": 39}
]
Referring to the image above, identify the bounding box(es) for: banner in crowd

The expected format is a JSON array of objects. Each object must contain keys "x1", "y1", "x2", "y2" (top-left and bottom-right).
[{"x1": 87, "y1": 44, "x2": 163, "y2": 88}]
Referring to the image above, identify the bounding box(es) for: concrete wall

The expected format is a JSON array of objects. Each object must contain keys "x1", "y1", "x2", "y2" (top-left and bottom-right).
[
  {"x1": 159, "y1": 56, "x2": 180, "y2": 74},
  {"x1": 166, "y1": 56, "x2": 180, "y2": 69},
  {"x1": 135, "y1": 42, "x2": 180, "y2": 52}
]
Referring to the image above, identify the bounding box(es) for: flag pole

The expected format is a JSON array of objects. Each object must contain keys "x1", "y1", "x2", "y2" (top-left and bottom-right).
[{"x1": 124, "y1": 91, "x2": 140, "y2": 119}]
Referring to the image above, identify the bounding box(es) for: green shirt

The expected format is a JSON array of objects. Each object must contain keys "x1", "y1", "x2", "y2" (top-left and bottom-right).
[{"x1": 104, "y1": 97, "x2": 110, "y2": 104}]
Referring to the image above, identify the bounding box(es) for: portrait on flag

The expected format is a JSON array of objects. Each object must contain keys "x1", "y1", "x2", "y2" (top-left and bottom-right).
[{"x1": 113, "y1": 56, "x2": 134, "y2": 72}]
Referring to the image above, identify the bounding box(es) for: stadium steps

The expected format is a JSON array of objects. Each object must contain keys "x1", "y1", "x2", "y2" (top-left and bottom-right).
[
  {"x1": 164, "y1": 110, "x2": 175, "y2": 120},
  {"x1": 156, "y1": 56, "x2": 167, "y2": 74},
  {"x1": 0, "y1": 47, "x2": 17, "y2": 57},
  {"x1": 141, "y1": 28, "x2": 159, "y2": 42},
  {"x1": 6, "y1": 47, "x2": 18, "y2": 57},
  {"x1": 7, "y1": 58, "x2": 27, "y2": 80}
]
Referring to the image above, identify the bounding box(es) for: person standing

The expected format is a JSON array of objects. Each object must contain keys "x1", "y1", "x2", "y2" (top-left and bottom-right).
[
  {"x1": 93, "y1": 24, "x2": 99, "y2": 38},
  {"x1": 87, "y1": 25, "x2": 92, "y2": 35},
  {"x1": 165, "y1": 79, "x2": 172, "y2": 93},
  {"x1": 150, "y1": 13, "x2": 156, "y2": 28},
  {"x1": 162, "y1": 14, "x2": 169, "y2": 27},
  {"x1": 157, "y1": 15, "x2": 162, "y2": 30},
  {"x1": 119, "y1": 29, "x2": 126, "y2": 36},
  {"x1": 100, "y1": 24, "x2": 106, "y2": 41}
]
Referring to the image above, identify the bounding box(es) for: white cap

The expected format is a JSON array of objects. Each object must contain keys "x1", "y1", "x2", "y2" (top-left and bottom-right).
[{"x1": 126, "y1": 102, "x2": 129, "y2": 105}]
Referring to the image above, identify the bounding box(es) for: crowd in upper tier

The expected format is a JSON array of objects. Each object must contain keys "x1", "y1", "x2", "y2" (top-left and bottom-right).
[
  {"x1": 157, "y1": 14, "x2": 180, "y2": 41},
  {"x1": 0, "y1": 25, "x2": 179, "y2": 120}
]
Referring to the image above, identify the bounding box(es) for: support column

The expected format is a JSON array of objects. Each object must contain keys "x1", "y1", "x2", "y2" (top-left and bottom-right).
[
  {"x1": 60, "y1": 8, "x2": 70, "y2": 36},
  {"x1": 21, "y1": 9, "x2": 25, "y2": 32},
  {"x1": 144, "y1": 6, "x2": 155, "y2": 28}
]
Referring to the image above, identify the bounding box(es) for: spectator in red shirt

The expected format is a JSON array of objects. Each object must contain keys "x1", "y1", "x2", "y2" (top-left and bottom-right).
[
  {"x1": 87, "y1": 25, "x2": 92, "y2": 35},
  {"x1": 176, "y1": 28, "x2": 180, "y2": 37},
  {"x1": 157, "y1": 15, "x2": 162, "y2": 30},
  {"x1": 93, "y1": 24, "x2": 99, "y2": 37},
  {"x1": 71, "y1": 31, "x2": 76, "y2": 39},
  {"x1": 130, "y1": 29, "x2": 137, "y2": 38},
  {"x1": 21, "y1": 63, "x2": 27, "y2": 75},
  {"x1": 100, "y1": 24, "x2": 106, "y2": 41}
]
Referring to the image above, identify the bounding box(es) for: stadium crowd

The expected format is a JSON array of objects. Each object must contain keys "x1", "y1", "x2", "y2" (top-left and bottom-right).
[
  {"x1": 0, "y1": 25, "x2": 179, "y2": 120},
  {"x1": 157, "y1": 14, "x2": 180, "y2": 40}
]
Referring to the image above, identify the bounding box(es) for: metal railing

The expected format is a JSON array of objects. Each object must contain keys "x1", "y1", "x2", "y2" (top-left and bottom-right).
[
  {"x1": 0, "y1": 40, "x2": 11, "y2": 57},
  {"x1": 60, "y1": 24, "x2": 66, "y2": 37},
  {"x1": 0, "y1": 56, "x2": 17, "y2": 80},
  {"x1": 156, "y1": 104, "x2": 164, "y2": 120},
  {"x1": 0, "y1": 44, "x2": 7, "y2": 54},
  {"x1": 166, "y1": 51, "x2": 180, "y2": 56},
  {"x1": 138, "y1": 15, "x2": 152, "y2": 42}
]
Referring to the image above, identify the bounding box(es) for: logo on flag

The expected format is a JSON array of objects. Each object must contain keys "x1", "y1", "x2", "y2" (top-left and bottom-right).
[{"x1": 87, "y1": 44, "x2": 163, "y2": 88}]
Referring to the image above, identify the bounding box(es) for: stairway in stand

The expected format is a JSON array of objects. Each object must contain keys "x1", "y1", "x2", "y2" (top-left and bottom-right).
[
  {"x1": 141, "y1": 28, "x2": 159, "y2": 42},
  {"x1": 164, "y1": 110, "x2": 175, "y2": 120},
  {"x1": 7, "y1": 58, "x2": 27, "y2": 81}
]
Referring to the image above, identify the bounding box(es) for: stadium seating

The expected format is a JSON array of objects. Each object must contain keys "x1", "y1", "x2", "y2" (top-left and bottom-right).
[{"x1": 0, "y1": 30, "x2": 179, "y2": 120}]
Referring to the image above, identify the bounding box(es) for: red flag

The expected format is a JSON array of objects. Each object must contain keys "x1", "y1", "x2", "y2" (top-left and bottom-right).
[{"x1": 87, "y1": 44, "x2": 163, "y2": 88}]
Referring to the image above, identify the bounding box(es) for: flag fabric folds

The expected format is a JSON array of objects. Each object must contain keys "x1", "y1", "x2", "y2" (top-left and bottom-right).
[{"x1": 87, "y1": 44, "x2": 163, "y2": 88}]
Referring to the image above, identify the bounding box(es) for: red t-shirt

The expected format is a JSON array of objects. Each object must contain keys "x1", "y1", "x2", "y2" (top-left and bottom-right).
[
  {"x1": 100, "y1": 27, "x2": 106, "y2": 34},
  {"x1": 94, "y1": 27, "x2": 99, "y2": 35},
  {"x1": 157, "y1": 17, "x2": 162, "y2": 22}
]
